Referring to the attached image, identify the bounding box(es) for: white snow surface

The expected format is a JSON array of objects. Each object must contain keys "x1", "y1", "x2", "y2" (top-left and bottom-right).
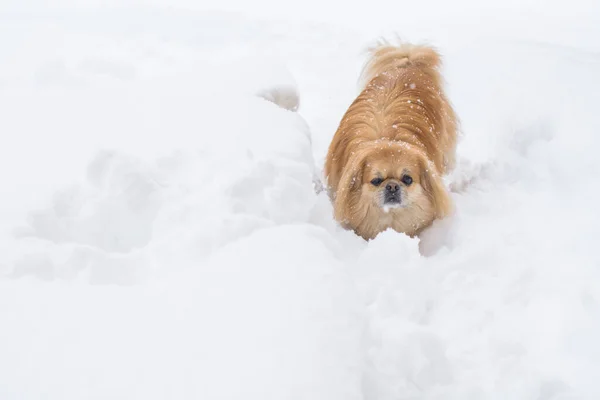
[{"x1": 2, "y1": 2, "x2": 600, "y2": 399}]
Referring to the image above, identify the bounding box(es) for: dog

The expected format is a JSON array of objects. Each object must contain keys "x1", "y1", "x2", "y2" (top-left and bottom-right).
[{"x1": 324, "y1": 40, "x2": 459, "y2": 241}]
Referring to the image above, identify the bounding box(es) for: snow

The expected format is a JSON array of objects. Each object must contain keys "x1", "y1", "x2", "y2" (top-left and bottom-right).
[{"x1": 2, "y1": 1, "x2": 600, "y2": 399}]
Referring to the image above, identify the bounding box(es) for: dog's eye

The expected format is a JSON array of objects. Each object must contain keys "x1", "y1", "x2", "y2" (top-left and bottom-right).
[
  {"x1": 370, "y1": 178, "x2": 383, "y2": 186},
  {"x1": 401, "y1": 175, "x2": 413, "y2": 185}
]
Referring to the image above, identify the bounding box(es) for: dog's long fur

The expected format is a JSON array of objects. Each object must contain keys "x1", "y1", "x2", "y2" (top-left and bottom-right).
[{"x1": 324, "y1": 40, "x2": 458, "y2": 240}]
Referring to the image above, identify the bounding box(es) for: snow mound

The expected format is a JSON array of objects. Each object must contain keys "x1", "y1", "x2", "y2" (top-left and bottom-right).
[{"x1": 5, "y1": 89, "x2": 315, "y2": 284}]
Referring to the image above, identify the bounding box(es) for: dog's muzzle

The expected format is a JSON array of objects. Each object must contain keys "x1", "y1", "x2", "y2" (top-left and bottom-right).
[{"x1": 383, "y1": 182, "x2": 401, "y2": 205}]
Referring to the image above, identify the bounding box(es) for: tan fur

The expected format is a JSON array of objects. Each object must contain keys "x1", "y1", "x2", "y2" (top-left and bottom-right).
[{"x1": 324, "y1": 40, "x2": 458, "y2": 240}]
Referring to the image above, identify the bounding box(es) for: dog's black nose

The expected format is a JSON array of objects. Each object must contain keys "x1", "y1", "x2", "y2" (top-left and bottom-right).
[{"x1": 385, "y1": 182, "x2": 400, "y2": 192}]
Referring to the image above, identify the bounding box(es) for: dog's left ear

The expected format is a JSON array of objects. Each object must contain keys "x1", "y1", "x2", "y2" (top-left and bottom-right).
[
  {"x1": 333, "y1": 152, "x2": 366, "y2": 222},
  {"x1": 419, "y1": 157, "x2": 453, "y2": 219}
]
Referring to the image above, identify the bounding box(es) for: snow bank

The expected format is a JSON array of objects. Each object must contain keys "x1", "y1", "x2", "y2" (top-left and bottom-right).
[{"x1": 2, "y1": 82, "x2": 313, "y2": 277}]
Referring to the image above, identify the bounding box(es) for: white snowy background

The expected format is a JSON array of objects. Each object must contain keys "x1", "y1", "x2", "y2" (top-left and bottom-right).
[{"x1": 1, "y1": 0, "x2": 600, "y2": 399}]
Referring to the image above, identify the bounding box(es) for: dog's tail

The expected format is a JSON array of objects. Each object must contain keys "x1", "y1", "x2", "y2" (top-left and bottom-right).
[{"x1": 358, "y1": 39, "x2": 442, "y2": 90}]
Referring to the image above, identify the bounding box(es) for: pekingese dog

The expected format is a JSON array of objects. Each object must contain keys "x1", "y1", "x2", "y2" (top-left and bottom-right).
[{"x1": 324, "y1": 40, "x2": 458, "y2": 241}]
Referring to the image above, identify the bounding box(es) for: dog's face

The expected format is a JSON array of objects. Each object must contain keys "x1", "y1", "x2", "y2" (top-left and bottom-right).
[
  {"x1": 361, "y1": 150, "x2": 428, "y2": 211},
  {"x1": 333, "y1": 143, "x2": 451, "y2": 240}
]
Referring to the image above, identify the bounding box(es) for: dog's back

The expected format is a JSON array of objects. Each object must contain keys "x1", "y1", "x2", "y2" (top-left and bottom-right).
[
  {"x1": 325, "y1": 40, "x2": 458, "y2": 195},
  {"x1": 360, "y1": 41, "x2": 457, "y2": 171}
]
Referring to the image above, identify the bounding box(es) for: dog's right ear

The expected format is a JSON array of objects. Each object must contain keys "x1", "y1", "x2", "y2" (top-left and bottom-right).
[
  {"x1": 333, "y1": 152, "x2": 365, "y2": 222},
  {"x1": 418, "y1": 156, "x2": 453, "y2": 219}
]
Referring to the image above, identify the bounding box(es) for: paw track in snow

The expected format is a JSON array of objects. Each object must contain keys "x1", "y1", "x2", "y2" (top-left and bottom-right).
[{"x1": 22, "y1": 151, "x2": 163, "y2": 253}]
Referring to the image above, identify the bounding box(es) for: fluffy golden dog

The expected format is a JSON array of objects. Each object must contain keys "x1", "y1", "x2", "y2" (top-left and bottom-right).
[{"x1": 324, "y1": 40, "x2": 458, "y2": 240}]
